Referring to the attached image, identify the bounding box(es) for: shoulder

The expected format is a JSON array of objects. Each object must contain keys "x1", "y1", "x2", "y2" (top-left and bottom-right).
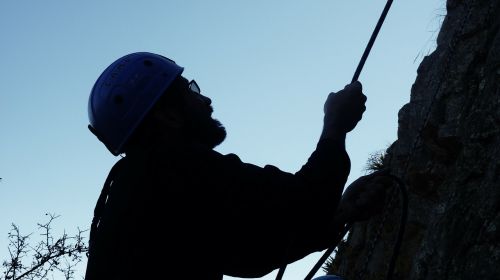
[{"x1": 221, "y1": 152, "x2": 241, "y2": 162}]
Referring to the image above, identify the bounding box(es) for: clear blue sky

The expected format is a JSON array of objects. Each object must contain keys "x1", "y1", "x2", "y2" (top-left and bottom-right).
[{"x1": 0, "y1": 1, "x2": 444, "y2": 279}]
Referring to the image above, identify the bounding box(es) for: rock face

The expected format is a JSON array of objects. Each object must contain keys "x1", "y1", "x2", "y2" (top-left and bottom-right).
[{"x1": 329, "y1": 0, "x2": 500, "y2": 279}]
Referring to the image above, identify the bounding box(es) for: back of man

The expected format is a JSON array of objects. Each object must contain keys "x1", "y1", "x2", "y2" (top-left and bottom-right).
[
  {"x1": 86, "y1": 136, "x2": 351, "y2": 279},
  {"x1": 85, "y1": 149, "x2": 223, "y2": 279}
]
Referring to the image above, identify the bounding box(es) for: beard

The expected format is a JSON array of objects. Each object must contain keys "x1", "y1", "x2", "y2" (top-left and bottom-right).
[{"x1": 183, "y1": 113, "x2": 227, "y2": 149}]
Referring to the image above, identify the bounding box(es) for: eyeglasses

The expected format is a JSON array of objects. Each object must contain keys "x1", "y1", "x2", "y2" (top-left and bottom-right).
[{"x1": 188, "y1": 80, "x2": 201, "y2": 95}]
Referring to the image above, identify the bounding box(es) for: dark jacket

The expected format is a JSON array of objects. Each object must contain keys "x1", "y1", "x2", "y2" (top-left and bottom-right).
[{"x1": 85, "y1": 138, "x2": 350, "y2": 280}]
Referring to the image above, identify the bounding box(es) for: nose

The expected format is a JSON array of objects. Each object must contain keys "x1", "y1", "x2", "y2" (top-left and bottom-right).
[{"x1": 200, "y1": 94, "x2": 212, "y2": 105}]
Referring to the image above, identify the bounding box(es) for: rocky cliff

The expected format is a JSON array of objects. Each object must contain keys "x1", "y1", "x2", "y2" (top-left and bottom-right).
[{"x1": 329, "y1": 0, "x2": 500, "y2": 279}]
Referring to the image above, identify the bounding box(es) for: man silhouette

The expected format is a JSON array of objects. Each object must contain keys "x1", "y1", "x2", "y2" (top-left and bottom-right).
[{"x1": 85, "y1": 52, "x2": 387, "y2": 280}]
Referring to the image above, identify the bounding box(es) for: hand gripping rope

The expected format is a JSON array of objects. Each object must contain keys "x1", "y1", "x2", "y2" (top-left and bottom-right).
[
  {"x1": 275, "y1": 1, "x2": 399, "y2": 279},
  {"x1": 277, "y1": 0, "x2": 481, "y2": 278}
]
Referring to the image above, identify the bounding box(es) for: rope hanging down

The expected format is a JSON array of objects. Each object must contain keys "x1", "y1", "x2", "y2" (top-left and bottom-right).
[
  {"x1": 356, "y1": 1, "x2": 478, "y2": 278},
  {"x1": 304, "y1": 175, "x2": 408, "y2": 280},
  {"x1": 307, "y1": 1, "x2": 397, "y2": 278},
  {"x1": 337, "y1": 1, "x2": 478, "y2": 280}
]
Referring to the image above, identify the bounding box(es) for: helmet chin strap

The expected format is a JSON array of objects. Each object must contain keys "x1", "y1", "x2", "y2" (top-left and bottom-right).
[{"x1": 88, "y1": 125, "x2": 121, "y2": 156}]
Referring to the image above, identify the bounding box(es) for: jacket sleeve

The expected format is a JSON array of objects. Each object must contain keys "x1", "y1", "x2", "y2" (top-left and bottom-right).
[{"x1": 214, "y1": 138, "x2": 350, "y2": 278}]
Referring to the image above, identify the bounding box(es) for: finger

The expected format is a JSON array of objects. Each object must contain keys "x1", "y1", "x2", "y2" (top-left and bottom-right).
[
  {"x1": 355, "y1": 197, "x2": 370, "y2": 207},
  {"x1": 370, "y1": 181, "x2": 388, "y2": 189},
  {"x1": 372, "y1": 176, "x2": 393, "y2": 187},
  {"x1": 351, "y1": 81, "x2": 362, "y2": 91},
  {"x1": 344, "y1": 81, "x2": 362, "y2": 93},
  {"x1": 372, "y1": 201, "x2": 385, "y2": 215},
  {"x1": 359, "y1": 188, "x2": 382, "y2": 200},
  {"x1": 360, "y1": 92, "x2": 367, "y2": 103},
  {"x1": 356, "y1": 198, "x2": 382, "y2": 212},
  {"x1": 358, "y1": 187, "x2": 385, "y2": 202},
  {"x1": 369, "y1": 169, "x2": 391, "y2": 176},
  {"x1": 368, "y1": 190, "x2": 386, "y2": 203},
  {"x1": 359, "y1": 174, "x2": 375, "y2": 182},
  {"x1": 371, "y1": 183, "x2": 385, "y2": 191},
  {"x1": 357, "y1": 189, "x2": 379, "y2": 202}
]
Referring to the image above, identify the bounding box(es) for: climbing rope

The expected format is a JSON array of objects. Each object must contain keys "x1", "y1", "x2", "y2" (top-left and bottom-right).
[
  {"x1": 276, "y1": 1, "x2": 395, "y2": 279},
  {"x1": 277, "y1": 1, "x2": 479, "y2": 279},
  {"x1": 303, "y1": 174, "x2": 408, "y2": 280},
  {"x1": 310, "y1": 1, "x2": 478, "y2": 279},
  {"x1": 355, "y1": 1, "x2": 478, "y2": 279},
  {"x1": 351, "y1": 0, "x2": 394, "y2": 83},
  {"x1": 304, "y1": 225, "x2": 351, "y2": 280}
]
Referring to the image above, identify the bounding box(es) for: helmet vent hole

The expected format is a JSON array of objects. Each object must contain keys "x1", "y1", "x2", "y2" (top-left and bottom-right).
[
  {"x1": 143, "y1": 60, "x2": 153, "y2": 67},
  {"x1": 113, "y1": 95, "x2": 124, "y2": 105}
]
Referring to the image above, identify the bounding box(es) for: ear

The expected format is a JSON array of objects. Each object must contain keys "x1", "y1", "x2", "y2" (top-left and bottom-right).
[{"x1": 153, "y1": 109, "x2": 184, "y2": 128}]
